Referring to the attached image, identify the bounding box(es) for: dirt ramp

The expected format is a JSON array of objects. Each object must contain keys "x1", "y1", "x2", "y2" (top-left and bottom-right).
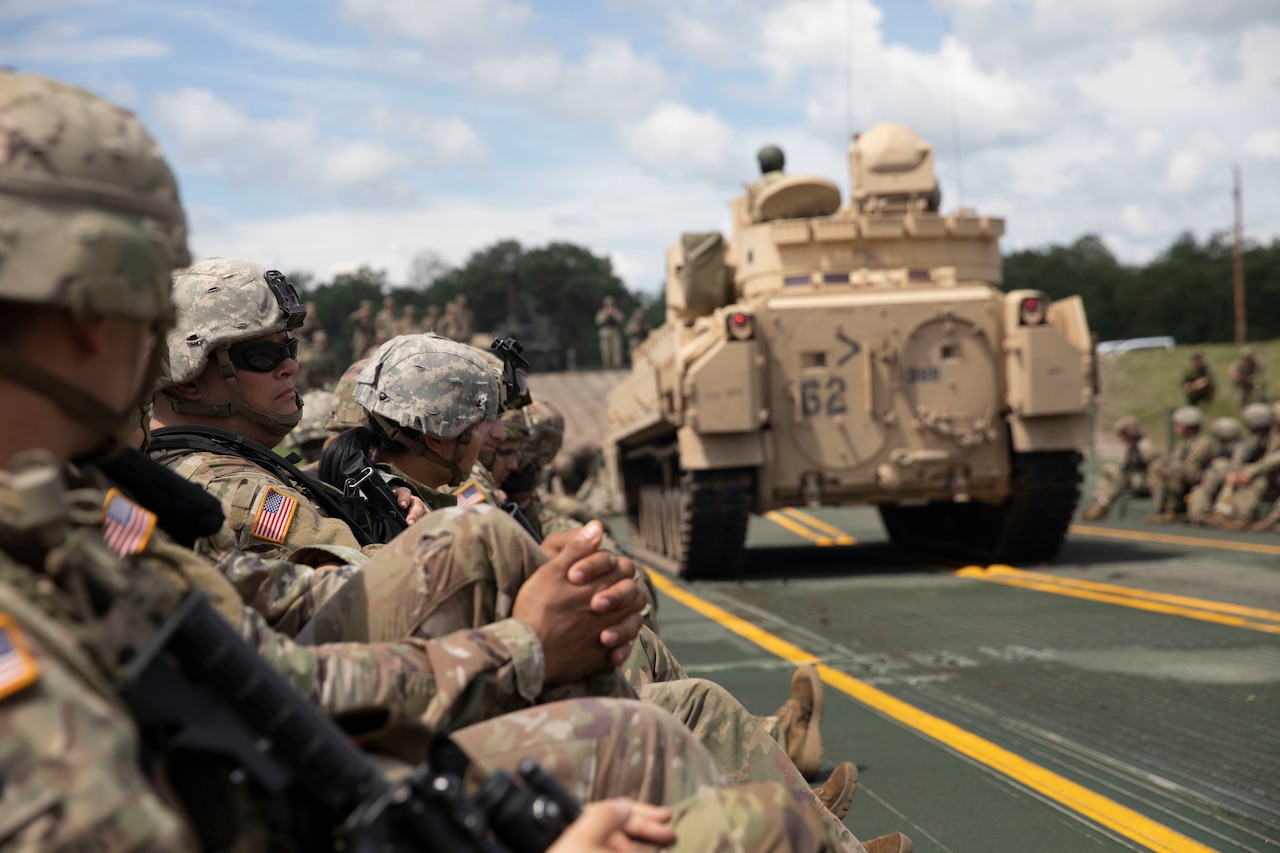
[{"x1": 527, "y1": 367, "x2": 626, "y2": 463}]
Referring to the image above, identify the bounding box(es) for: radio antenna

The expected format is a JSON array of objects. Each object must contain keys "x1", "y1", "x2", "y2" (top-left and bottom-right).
[{"x1": 845, "y1": 0, "x2": 854, "y2": 136}]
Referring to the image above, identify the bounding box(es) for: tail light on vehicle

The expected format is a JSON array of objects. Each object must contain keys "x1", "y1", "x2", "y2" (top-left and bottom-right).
[
  {"x1": 727, "y1": 312, "x2": 754, "y2": 341},
  {"x1": 1019, "y1": 295, "x2": 1047, "y2": 326}
]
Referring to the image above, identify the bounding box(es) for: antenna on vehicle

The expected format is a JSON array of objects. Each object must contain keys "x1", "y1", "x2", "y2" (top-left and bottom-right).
[
  {"x1": 845, "y1": 0, "x2": 854, "y2": 138},
  {"x1": 947, "y1": 10, "x2": 966, "y2": 209}
]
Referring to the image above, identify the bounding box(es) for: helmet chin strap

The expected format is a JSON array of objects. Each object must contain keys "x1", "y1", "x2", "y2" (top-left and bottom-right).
[
  {"x1": 162, "y1": 349, "x2": 303, "y2": 439},
  {"x1": 0, "y1": 343, "x2": 161, "y2": 464},
  {"x1": 371, "y1": 413, "x2": 472, "y2": 486}
]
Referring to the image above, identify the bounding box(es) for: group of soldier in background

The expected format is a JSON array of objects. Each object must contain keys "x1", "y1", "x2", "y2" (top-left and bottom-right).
[
  {"x1": 296, "y1": 294, "x2": 478, "y2": 390},
  {"x1": 1083, "y1": 347, "x2": 1279, "y2": 531}
]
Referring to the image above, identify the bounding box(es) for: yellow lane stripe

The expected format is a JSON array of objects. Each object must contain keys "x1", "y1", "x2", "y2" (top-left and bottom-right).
[
  {"x1": 764, "y1": 510, "x2": 835, "y2": 546},
  {"x1": 956, "y1": 567, "x2": 1280, "y2": 635},
  {"x1": 645, "y1": 568, "x2": 1217, "y2": 853},
  {"x1": 982, "y1": 564, "x2": 1280, "y2": 622},
  {"x1": 782, "y1": 507, "x2": 857, "y2": 545},
  {"x1": 1070, "y1": 523, "x2": 1280, "y2": 557}
]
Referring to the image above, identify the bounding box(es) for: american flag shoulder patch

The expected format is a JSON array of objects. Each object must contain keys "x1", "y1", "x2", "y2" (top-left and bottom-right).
[
  {"x1": 0, "y1": 614, "x2": 40, "y2": 700},
  {"x1": 101, "y1": 488, "x2": 157, "y2": 557},
  {"x1": 251, "y1": 486, "x2": 298, "y2": 544},
  {"x1": 454, "y1": 481, "x2": 487, "y2": 507}
]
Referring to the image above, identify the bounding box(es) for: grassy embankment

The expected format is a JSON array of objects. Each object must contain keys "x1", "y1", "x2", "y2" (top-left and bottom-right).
[{"x1": 1095, "y1": 340, "x2": 1280, "y2": 454}]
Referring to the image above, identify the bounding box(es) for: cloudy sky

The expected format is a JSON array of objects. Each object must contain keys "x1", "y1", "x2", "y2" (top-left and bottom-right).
[{"x1": 4, "y1": 0, "x2": 1278, "y2": 293}]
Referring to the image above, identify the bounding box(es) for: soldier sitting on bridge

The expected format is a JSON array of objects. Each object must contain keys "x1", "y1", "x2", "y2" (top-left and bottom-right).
[
  {"x1": 1081, "y1": 416, "x2": 1158, "y2": 521},
  {"x1": 1188, "y1": 404, "x2": 1273, "y2": 525},
  {"x1": 1204, "y1": 401, "x2": 1280, "y2": 531},
  {"x1": 1146, "y1": 406, "x2": 1218, "y2": 523}
]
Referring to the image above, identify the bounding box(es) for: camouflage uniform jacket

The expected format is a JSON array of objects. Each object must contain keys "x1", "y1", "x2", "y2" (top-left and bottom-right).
[
  {"x1": 1173, "y1": 433, "x2": 1218, "y2": 483},
  {"x1": 0, "y1": 542, "x2": 202, "y2": 851},
  {"x1": 1240, "y1": 431, "x2": 1280, "y2": 482},
  {"x1": 1122, "y1": 437, "x2": 1160, "y2": 475},
  {"x1": 150, "y1": 443, "x2": 375, "y2": 566}
]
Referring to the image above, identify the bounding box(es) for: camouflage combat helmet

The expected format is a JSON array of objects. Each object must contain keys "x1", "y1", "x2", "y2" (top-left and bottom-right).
[
  {"x1": 757, "y1": 145, "x2": 785, "y2": 174},
  {"x1": 1210, "y1": 416, "x2": 1241, "y2": 443},
  {"x1": 524, "y1": 396, "x2": 566, "y2": 469},
  {"x1": 325, "y1": 357, "x2": 369, "y2": 434},
  {"x1": 498, "y1": 407, "x2": 532, "y2": 444},
  {"x1": 355, "y1": 334, "x2": 499, "y2": 485},
  {"x1": 1172, "y1": 406, "x2": 1203, "y2": 429},
  {"x1": 1241, "y1": 402, "x2": 1273, "y2": 432},
  {"x1": 159, "y1": 258, "x2": 307, "y2": 437},
  {"x1": 1114, "y1": 416, "x2": 1142, "y2": 439},
  {"x1": 0, "y1": 71, "x2": 190, "y2": 454}
]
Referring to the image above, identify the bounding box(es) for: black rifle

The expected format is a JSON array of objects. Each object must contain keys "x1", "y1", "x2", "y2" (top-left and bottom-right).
[
  {"x1": 503, "y1": 500, "x2": 544, "y2": 544},
  {"x1": 120, "y1": 589, "x2": 579, "y2": 852},
  {"x1": 340, "y1": 453, "x2": 409, "y2": 540}
]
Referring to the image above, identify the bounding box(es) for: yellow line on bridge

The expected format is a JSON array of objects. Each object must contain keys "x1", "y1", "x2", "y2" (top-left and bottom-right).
[
  {"x1": 1069, "y1": 523, "x2": 1280, "y2": 556},
  {"x1": 764, "y1": 508, "x2": 857, "y2": 546},
  {"x1": 764, "y1": 510, "x2": 837, "y2": 546},
  {"x1": 956, "y1": 565, "x2": 1280, "y2": 635},
  {"x1": 781, "y1": 507, "x2": 857, "y2": 545},
  {"x1": 645, "y1": 569, "x2": 1217, "y2": 853}
]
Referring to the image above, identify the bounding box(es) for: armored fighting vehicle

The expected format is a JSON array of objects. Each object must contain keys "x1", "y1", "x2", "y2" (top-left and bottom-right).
[{"x1": 607, "y1": 123, "x2": 1094, "y2": 577}]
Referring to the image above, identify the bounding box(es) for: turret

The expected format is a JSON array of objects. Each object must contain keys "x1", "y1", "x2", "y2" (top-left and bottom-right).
[{"x1": 848, "y1": 123, "x2": 941, "y2": 215}]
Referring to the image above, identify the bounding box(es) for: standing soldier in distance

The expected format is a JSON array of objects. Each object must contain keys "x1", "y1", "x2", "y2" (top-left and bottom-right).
[
  {"x1": 596, "y1": 295, "x2": 625, "y2": 369},
  {"x1": 455, "y1": 294, "x2": 475, "y2": 343},
  {"x1": 625, "y1": 306, "x2": 652, "y2": 361},
  {"x1": 1081, "y1": 416, "x2": 1158, "y2": 521},
  {"x1": 423, "y1": 303, "x2": 440, "y2": 334},
  {"x1": 373, "y1": 294, "x2": 398, "y2": 348},
  {"x1": 1228, "y1": 348, "x2": 1266, "y2": 407},
  {"x1": 347, "y1": 298, "x2": 375, "y2": 359},
  {"x1": 1182, "y1": 352, "x2": 1216, "y2": 408}
]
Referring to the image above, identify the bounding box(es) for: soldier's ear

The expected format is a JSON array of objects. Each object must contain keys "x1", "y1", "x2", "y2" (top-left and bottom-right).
[{"x1": 163, "y1": 380, "x2": 203, "y2": 402}]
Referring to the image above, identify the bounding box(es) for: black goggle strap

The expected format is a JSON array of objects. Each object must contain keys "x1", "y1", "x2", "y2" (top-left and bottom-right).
[{"x1": 0, "y1": 346, "x2": 131, "y2": 461}]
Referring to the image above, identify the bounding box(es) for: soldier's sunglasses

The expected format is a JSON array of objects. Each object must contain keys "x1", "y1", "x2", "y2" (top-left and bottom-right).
[{"x1": 227, "y1": 337, "x2": 299, "y2": 372}]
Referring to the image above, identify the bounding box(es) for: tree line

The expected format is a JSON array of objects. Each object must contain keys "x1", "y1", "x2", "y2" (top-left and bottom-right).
[
  {"x1": 292, "y1": 229, "x2": 1280, "y2": 368},
  {"x1": 1003, "y1": 231, "x2": 1280, "y2": 345}
]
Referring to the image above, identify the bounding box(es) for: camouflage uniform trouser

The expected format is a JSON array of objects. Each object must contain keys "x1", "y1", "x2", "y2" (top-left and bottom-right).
[
  {"x1": 1187, "y1": 458, "x2": 1231, "y2": 519},
  {"x1": 1147, "y1": 458, "x2": 1197, "y2": 514},
  {"x1": 1212, "y1": 473, "x2": 1280, "y2": 522},
  {"x1": 453, "y1": 698, "x2": 852, "y2": 852},
  {"x1": 599, "y1": 326, "x2": 624, "y2": 369},
  {"x1": 299, "y1": 506, "x2": 863, "y2": 850},
  {"x1": 1093, "y1": 463, "x2": 1149, "y2": 509}
]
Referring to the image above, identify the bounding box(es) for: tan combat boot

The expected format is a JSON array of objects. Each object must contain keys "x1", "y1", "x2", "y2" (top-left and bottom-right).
[
  {"x1": 1081, "y1": 503, "x2": 1107, "y2": 521},
  {"x1": 864, "y1": 832, "x2": 913, "y2": 853},
  {"x1": 775, "y1": 665, "x2": 824, "y2": 781},
  {"x1": 812, "y1": 760, "x2": 857, "y2": 821}
]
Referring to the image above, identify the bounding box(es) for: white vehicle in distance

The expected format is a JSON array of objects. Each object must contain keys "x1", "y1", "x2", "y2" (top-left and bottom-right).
[{"x1": 1095, "y1": 336, "x2": 1176, "y2": 356}]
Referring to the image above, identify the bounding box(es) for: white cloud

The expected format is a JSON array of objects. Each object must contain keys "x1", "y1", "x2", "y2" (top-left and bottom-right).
[
  {"x1": 339, "y1": 0, "x2": 533, "y2": 46},
  {"x1": 1244, "y1": 130, "x2": 1280, "y2": 161},
  {"x1": 151, "y1": 89, "x2": 409, "y2": 203},
  {"x1": 622, "y1": 102, "x2": 738, "y2": 181},
  {"x1": 190, "y1": 163, "x2": 732, "y2": 293},
  {"x1": 466, "y1": 37, "x2": 668, "y2": 122}
]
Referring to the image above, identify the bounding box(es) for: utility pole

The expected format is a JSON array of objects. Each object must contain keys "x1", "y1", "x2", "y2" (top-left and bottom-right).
[{"x1": 1233, "y1": 163, "x2": 1246, "y2": 345}]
